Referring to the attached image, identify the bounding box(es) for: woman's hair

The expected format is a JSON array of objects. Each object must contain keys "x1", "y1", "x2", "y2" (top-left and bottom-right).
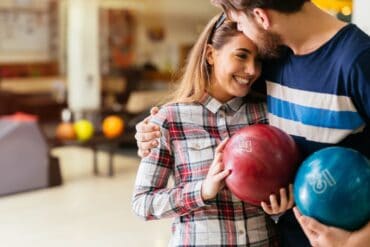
[{"x1": 168, "y1": 13, "x2": 240, "y2": 103}]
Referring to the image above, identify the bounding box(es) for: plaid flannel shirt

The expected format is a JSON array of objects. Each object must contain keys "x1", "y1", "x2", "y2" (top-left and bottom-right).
[{"x1": 132, "y1": 94, "x2": 279, "y2": 246}]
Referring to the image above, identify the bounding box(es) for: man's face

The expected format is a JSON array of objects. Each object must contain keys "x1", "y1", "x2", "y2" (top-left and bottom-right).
[{"x1": 228, "y1": 10, "x2": 283, "y2": 58}]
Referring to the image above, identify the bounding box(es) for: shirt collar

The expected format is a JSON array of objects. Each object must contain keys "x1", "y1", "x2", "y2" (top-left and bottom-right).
[{"x1": 199, "y1": 93, "x2": 244, "y2": 114}]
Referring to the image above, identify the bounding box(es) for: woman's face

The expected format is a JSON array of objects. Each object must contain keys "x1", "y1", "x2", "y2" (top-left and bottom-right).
[{"x1": 207, "y1": 33, "x2": 261, "y2": 102}]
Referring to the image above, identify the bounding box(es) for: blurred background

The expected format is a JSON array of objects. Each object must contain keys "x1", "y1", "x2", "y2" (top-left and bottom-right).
[{"x1": 0, "y1": 0, "x2": 368, "y2": 246}]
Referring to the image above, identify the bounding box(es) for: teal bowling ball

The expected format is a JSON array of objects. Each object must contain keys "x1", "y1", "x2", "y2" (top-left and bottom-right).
[{"x1": 294, "y1": 147, "x2": 370, "y2": 231}]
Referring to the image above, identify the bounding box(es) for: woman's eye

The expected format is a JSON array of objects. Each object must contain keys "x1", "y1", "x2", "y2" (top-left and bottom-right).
[{"x1": 236, "y1": 53, "x2": 248, "y2": 59}]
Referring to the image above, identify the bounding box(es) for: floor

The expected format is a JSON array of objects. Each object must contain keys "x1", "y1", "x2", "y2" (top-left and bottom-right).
[{"x1": 0, "y1": 146, "x2": 171, "y2": 247}]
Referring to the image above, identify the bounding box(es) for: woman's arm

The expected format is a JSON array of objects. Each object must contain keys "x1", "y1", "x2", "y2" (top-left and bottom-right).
[{"x1": 132, "y1": 112, "x2": 206, "y2": 220}]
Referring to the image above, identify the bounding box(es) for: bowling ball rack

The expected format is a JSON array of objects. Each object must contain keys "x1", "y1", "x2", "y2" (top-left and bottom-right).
[{"x1": 49, "y1": 132, "x2": 123, "y2": 177}]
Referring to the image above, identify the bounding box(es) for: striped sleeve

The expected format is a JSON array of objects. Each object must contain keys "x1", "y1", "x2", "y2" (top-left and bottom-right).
[{"x1": 132, "y1": 107, "x2": 206, "y2": 220}]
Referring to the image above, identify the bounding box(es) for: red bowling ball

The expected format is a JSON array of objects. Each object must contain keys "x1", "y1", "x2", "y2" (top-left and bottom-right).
[{"x1": 224, "y1": 124, "x2": 300, "y2": 206}]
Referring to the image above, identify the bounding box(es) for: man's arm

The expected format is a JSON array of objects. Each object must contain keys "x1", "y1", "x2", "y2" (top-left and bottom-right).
[
  {"x1": 347, "y1": 221, "x2": 370, "y2": 247},
  {"x1": 132, "y1": 110, "x2": 207, "y2": 220},
  {"x1": 293, "y1": 207, "x2": 370, "y2": 247},
  {"x1": 135, "y1": 107, "x2": 161, "y2": 157}
]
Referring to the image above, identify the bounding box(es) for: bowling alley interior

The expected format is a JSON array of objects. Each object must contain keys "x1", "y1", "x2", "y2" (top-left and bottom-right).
[{"x1": 0, "y1": 0, "x2": 367, "y2": 246}]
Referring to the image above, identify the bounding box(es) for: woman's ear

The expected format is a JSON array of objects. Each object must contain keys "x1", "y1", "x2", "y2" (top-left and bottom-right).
[
  {"x1": 253, "y1": 8, "x2": 271, "y2": 30},
  {"x1": 206, "y1": 44, "x2": 215, "y2": 66}
]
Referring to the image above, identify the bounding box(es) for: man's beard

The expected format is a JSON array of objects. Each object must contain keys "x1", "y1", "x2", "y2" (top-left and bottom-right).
[{"x1": 256, "y1": 28, "x2": 284, "y2": 59}]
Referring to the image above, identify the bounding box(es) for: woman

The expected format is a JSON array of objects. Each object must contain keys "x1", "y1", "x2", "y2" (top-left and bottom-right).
[{"x1": 132, "y1": 13, "x2": 292, "y2": 246}]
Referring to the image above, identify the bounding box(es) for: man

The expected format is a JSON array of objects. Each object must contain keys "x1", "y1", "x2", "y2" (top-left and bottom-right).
[
  {"x1": 135, "y1": 0, "x2": 370, "y2": 246},
  {"x1": 293, "y1": 207, "x2": 370, "y2": 247}
]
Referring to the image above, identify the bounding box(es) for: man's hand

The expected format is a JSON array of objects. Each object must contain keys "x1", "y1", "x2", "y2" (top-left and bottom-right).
[
  {"x1": 293, "y1": 207, "x2": 351, "y2": 247},
  {"x1": 261, "y1": 184, "x2": 294, "y2": 215},
  {"x1": 135, "y1": 107, "x2": 161, "y2": 157}
]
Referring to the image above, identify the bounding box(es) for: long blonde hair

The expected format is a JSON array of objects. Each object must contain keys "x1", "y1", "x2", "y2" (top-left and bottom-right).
[{"x1": 168, "y1": 14, "x2": 240, "y2": 103}]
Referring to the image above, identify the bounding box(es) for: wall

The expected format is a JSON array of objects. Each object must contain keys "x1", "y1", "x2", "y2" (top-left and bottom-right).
[
  {"x1": 0, "y1": 0, "x2": 51, "y2": 63},
  {"x1": 134, "y1": 13, "x2": 214, "y2": 72},
  {"x1": 99, "y1": 0, "x2": 219, "y2": 71},
  {"x1": 0, "y1": 0, "x2": 219, "y2": 112},
  {"x1": 0, "y1": 0, "x2": 219, "y2": 71},
  {"x1": 352, "y1": 0, "x2": 370, "y2": 34}
]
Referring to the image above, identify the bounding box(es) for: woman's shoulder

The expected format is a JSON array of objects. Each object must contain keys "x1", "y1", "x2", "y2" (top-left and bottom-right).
[
  {"x1": 151, "y1": 102, "x2": 200, "y2": 125},
  {"x1": 238, "y1": 97, "x2": 267, "y2": 124}
]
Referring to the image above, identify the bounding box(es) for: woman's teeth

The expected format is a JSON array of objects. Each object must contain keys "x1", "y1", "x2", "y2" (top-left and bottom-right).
[{"x1": 234, "y1": 76, "x2": 251, "y2": 85}]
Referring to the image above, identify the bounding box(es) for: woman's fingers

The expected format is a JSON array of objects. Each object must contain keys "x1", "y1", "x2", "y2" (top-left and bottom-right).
[
  {"x1": 215, "y1": 137, "x2": 229, "y2": 153},
  {"x1": 287, "y1": 184, "x2": 295, "y2": 209},
  {"x1": 260, "y1": 194, "x2": 279, "y2": 214},
  {"x1": 209, "y1": 153, "x2": 223, "y2": 174},
  {"x1": 269, "y1": 194, "x2": 279, "y2": 212},
  {"x1": 279, "y1": 188, "x2": 288, "y2": 211},
  {"x1": 214, "y1": 169, "x2": 231, "y2": 182},
  {"x1": 261, "y1": 201, "x2": 273, "y2": 214},
  {"x1": 208, "y1": 138, "x2": 229, "y2": 175},
  {"x1": 261, "y1": 185, "x2": 294, "y2": 214}
]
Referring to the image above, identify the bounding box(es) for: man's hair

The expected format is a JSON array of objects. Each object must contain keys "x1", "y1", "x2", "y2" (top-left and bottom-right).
[{"x1": 211, "y1": 0, "x2": 309, "y2": 14}]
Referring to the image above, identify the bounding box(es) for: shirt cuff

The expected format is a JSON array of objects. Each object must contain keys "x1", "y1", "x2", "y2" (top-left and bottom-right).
[{"x1": 182, "y1": 181, "x2": 206, "y2": 210}]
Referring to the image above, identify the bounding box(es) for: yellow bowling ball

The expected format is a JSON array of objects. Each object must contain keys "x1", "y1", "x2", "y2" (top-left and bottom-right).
[{"x1": 74, "y1": 119, "x2": 94, "y2": 142}]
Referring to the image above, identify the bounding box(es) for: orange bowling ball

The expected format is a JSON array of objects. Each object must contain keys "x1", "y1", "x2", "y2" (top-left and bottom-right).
[
  {"x1": 102, "y1": 115, "x2": 124, "y2": 139},
  {"x1": 56, "y1": 122, "x2": 76, "y2": 141}
]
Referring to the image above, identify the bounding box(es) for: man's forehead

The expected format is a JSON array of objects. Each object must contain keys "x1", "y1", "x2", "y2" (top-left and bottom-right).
[
  {"x1": 226, "y1": 10, "x2": 238, "y2": 20},
  {"x1": 226, "y1": 9, "x2": 247, "y2": 21}
]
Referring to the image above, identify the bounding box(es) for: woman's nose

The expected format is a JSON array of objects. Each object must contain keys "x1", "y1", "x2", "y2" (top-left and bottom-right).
[
  {"x1": 244, "y1": 63, "x2": 256, "y2": 76},
  {"x1": 245, "y1": 59, "x2": 261, "y2": 77}
]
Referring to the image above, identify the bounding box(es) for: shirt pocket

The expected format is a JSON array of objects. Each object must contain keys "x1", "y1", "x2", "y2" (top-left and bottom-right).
[{"x1": 187, "y1": 138, "x2": 216, "y2": 164}]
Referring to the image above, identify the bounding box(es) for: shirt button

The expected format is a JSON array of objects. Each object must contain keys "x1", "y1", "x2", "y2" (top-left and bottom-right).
[{"x1": 238, "y1": 230, "x2": 244, "y2": 235}]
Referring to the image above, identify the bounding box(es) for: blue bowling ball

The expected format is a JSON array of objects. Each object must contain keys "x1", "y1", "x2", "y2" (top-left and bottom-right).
[{"x1": 294, "y1": 147, "x2": 370, "y2": 231}]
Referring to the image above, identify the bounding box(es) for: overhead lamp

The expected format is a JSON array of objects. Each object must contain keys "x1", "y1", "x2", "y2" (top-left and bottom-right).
[{"x1": 341, "y1": 6, "x2": 352, "y2": 16}]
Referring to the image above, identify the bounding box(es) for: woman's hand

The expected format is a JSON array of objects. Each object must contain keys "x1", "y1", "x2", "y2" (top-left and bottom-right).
[
  {"x1": 201, "y1": 138, "x2": 231, "y2": 201},
  {"x1": 261, "y1": 184, "x2": 294, "y2": 215}
]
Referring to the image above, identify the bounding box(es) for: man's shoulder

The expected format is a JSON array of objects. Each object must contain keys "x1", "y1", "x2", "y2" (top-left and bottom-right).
[
  {"x1": 342, "y1": 24, "x2": 370, "y2": 44},
  {"x1": 335, "y1": 24, "x2": 370, "y2": 62}
]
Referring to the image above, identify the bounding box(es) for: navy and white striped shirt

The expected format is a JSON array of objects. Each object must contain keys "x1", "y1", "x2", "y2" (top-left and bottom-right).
[{"x1": 263, "y1": 24, "x2": 370, "y2": 159}]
